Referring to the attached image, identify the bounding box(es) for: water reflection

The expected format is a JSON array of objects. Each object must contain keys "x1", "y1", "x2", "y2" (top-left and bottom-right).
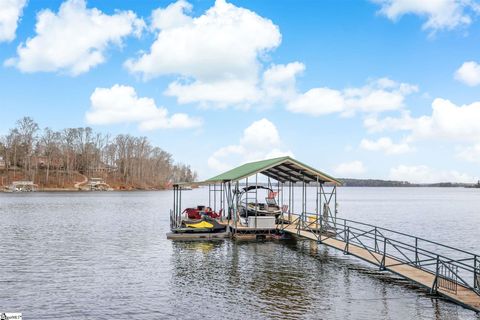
[
  {"x1": 170, "y1": 240, "x2": 316, "y2": 319},
  {"x1": 170, "y1": 237, "x2": 480, "y2": 319}
]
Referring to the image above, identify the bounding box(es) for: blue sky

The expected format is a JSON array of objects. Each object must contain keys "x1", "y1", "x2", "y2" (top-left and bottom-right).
[{"x1": 1, "y1": 0, "x2": 480, "y2": 182}]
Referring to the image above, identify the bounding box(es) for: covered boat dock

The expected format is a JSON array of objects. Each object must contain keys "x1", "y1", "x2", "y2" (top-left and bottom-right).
[
  {"x1": 169, "y1": 156, "x2": 480, "y2": 312},
  {"x1": 170, "y1": 156, "x2": 341, "y2": 238}
]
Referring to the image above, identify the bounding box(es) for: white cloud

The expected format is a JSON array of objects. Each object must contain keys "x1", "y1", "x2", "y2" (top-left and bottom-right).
[
  {"x1": 126, "y1": 1, "x2": 417, "y2": 115},
  {"x1": 287, "y1": 87, "x2": 345, "y2": 116},
  {"x1": 455, "y1": 61, "x2": 480, "y2": 86},
  {"x1": 360, "y1": 137, "x2": 412, "y2": 154},
  {"x1": 372, "y1": 0, "x2": 478, "y2": 31},
  {"x1": 456, "y1": 143, "x2": 480, "y2": 163},
  {"x1": 343, "y1": 78, "x2": 418, "y2": 114},
  {"x1": 364, "y1": 98, "x2": 480, "y2": 141},
  {"x1": 85, "y1": 84, "x2": 202, "y2": 130},
  {"x1": 5, "y1": 0, "x2": 145, "y2": 75},
  {"x1": 262, "y1": 62, "x2": 305, "y2": 103},
  {"x1": 333, "y1": 161, "x2": 366, "y2": 177},
  {"x1": 389, "y1": 165, "x2": 475, "y2": 183},
  {"x1": 126, "y1": 0, "x2": 281, "y2": 108},
  {"x1": 287, "y1": 78, "x2": 417, "y2": 117},
  {"x1": 207, "y1": 118, "x2": 293, "y2": 172},
  {"x1": 0, "y1": 0, "x2": 27, "y2": 42},
  {"x1": 364, "y1": 111, "x2": 422, "y2": 133},
  {"x1": 151, "y1": 0, "x2": 192, "y2": 31},
  {"x1": 367, "y1": 98, "x2": 480, "y2": 165},
  {"x1": 166, "y1": 79, "x2": 261, "y2": 109}
]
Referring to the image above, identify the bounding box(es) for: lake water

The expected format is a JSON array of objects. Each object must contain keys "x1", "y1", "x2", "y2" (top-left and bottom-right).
[{"x1": 0, "y1": 188, "x2": 479, "y2": 319}]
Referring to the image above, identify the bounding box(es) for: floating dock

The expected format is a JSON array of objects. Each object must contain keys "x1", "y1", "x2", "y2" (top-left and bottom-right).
[{"x1": 166, "y1": 231, "x2": 229, "y2": 241}]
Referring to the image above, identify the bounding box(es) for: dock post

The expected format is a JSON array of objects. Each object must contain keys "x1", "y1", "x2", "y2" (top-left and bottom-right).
[
  {"x1": 475, "y1": 255, "x2": 479, "y2": 292},
  {"x1": 431, "y1": 255, "x2": 440, "y2": 294},
  {"x1": 179, "y1": 187, "x2": 182, "y2": 223},
  {"x1": 415, "y1": 237, "x2": 419, "y2": 266},
  {"x1": 318, "y1": 214, "x2": 323, "y2": 244},
  {"x1": 255, "y1": 174, "x2": 258, "y2": 230},
  {"x1": 380, "y1": 237, "x2": 387, "y2": 270},
  {"x1": 343, "y1": 227, "x2": 349, "y2": 254},
  {"x1": 333, "y1": 185, "x2": 337, "y2": 231}
]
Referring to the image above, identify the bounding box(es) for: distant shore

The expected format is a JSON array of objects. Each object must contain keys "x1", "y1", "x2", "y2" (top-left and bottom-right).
[
  {"x1": 2, "y1": 183, "x2": 479, "y2": 192},
  {"x1": 0, "y1": 186, "x2": 168, "y2": 193},
  {"x1": 339, "y1": 178, "x2": 480, "y2": 188}
]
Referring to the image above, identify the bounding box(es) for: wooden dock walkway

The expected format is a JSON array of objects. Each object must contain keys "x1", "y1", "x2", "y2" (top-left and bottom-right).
[{"x1": 282, "y1": 219, "x2": 480, "y2": 313}]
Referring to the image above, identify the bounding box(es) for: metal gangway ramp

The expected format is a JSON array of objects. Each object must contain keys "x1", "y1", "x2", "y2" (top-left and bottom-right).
[{"x1": 280, "y1": 215, "x2": 480, "y2": 312}]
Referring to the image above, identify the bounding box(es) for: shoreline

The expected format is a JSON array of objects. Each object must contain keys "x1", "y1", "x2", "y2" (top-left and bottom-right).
[
  {"x1": 0, "y1": 187, "x2": 169, "y2": 193},
  {"x1": 1, "y1": 185, "x2": 477, "y2": 193}
]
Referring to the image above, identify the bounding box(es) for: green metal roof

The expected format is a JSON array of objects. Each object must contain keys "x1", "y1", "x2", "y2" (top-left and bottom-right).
[{"x1": 203, "y1": 156, "x2": 341, "y2": 185}]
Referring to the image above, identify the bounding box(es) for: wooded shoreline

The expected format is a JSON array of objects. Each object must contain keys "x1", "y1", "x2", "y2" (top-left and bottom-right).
[{"x1": 0, "y1": 117, "x2": 197, "y2": 190}]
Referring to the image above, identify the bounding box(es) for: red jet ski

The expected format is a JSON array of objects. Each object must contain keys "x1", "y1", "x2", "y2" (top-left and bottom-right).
[{"x1": 183, "y1": 205, "x2": 222, "y2": 220}]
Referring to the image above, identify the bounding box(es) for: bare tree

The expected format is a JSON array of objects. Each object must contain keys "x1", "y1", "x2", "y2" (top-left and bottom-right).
[{"x1": 0, "y1": 117, "x2": 197, "y2": 189}]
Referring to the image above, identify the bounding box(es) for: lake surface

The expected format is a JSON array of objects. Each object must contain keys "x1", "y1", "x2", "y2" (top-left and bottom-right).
[{"x1": 0, "y1": 188, "x2": 479, "y2": 319}]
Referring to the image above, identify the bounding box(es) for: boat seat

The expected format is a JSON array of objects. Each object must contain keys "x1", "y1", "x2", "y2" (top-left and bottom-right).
[{"x1": 265, "y1": 197, "x2": 277, "y2": 206}]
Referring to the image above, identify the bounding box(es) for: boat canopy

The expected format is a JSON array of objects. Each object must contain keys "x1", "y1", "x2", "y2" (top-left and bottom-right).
[
  {"x1": 199, "y1": 156, "x2": 342, "y2": 185},
  {"x1": 240, "y1": 185, "x2": 272, "y2": 192}
]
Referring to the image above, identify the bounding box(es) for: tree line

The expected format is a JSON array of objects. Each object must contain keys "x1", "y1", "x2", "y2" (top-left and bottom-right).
[{"x1": 0, "y1": 117, "x2": 197, "y2": 188}]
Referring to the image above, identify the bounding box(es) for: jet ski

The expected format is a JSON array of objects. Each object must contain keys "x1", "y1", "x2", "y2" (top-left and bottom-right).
[
  {"x1": 173, "y1": 216, "x2": 226, "y2": 233},
  {"x1": 183, "y1": 205, "x2": 222, "y2": 220}
]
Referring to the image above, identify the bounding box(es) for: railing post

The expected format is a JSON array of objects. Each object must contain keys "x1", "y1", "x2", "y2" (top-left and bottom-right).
[
  {"x1": 318, "y1": 215, "x2": 323, "y2": 244},
  {"x1": 343, "y1": 219, "x2": 346, "y2": 241},
  {"x1": 297, "y1": 213, "x2": 300, "y2": 235},
  {"x1": 475, "y1": 255, "x2": 479, "y2": 292},
  {"x1": 319, "y1": 214, "x2": 323, "y2": 233},
  {"x1": 415, "y1": 237, "x2": 419, "y2": 266},
  {"x1": 380, "y1": 237, "x2": 387, "y2": 270},
  {"x1": 374, "y1": 227, "x2": 378, "y2": 252},
  {"x1": 431, "y1": 255, "x2": 439, "y2": 294},
  {"x1": 343, "y1": 226, "x2": 349, "y2": 254}
]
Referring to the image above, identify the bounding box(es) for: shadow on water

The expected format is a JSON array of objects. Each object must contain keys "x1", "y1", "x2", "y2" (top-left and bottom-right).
[{"x1": 169, "y1": 240, "x2": 315, "y2": 319}]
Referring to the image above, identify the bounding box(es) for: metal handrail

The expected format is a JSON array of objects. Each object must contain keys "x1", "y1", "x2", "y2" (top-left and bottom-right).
[
  {"x1": 301, "y1": 213, "x2": 478, "y2": 261},
  {"x1": 336, "y1": 216, "x2": 477, "y2": 257},
  {"x1": 292, "y1": 213, "x2": 479, "y2": 296}
]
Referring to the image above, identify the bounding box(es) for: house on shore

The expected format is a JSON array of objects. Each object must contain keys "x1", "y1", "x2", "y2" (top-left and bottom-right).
[
  {"x1": 87, "y1": 177, "x2": 112, "y2": 191},
  {"x1": 9, "y1": 181, "x2": 38, "y2": 192}
]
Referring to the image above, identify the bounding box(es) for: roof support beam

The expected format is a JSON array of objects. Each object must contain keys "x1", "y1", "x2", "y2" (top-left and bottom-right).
[
  {"x1": 267, "y1": 167, "x2": 303, "y2": 183},
  {"x1": 261, "y1": 171, "x2": 287, "y2": 183},
  {"x1": 280, "y1": 163, "x2": 318, "y2": 182},
  {"x1": 270, "y1": 165, "x2": 315, "y2": 183}
]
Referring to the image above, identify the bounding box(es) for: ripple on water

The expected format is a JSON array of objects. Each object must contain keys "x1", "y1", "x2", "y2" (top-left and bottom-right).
[{"x1": 0, "y1": 190, "x2": 479, "y2": 319}]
